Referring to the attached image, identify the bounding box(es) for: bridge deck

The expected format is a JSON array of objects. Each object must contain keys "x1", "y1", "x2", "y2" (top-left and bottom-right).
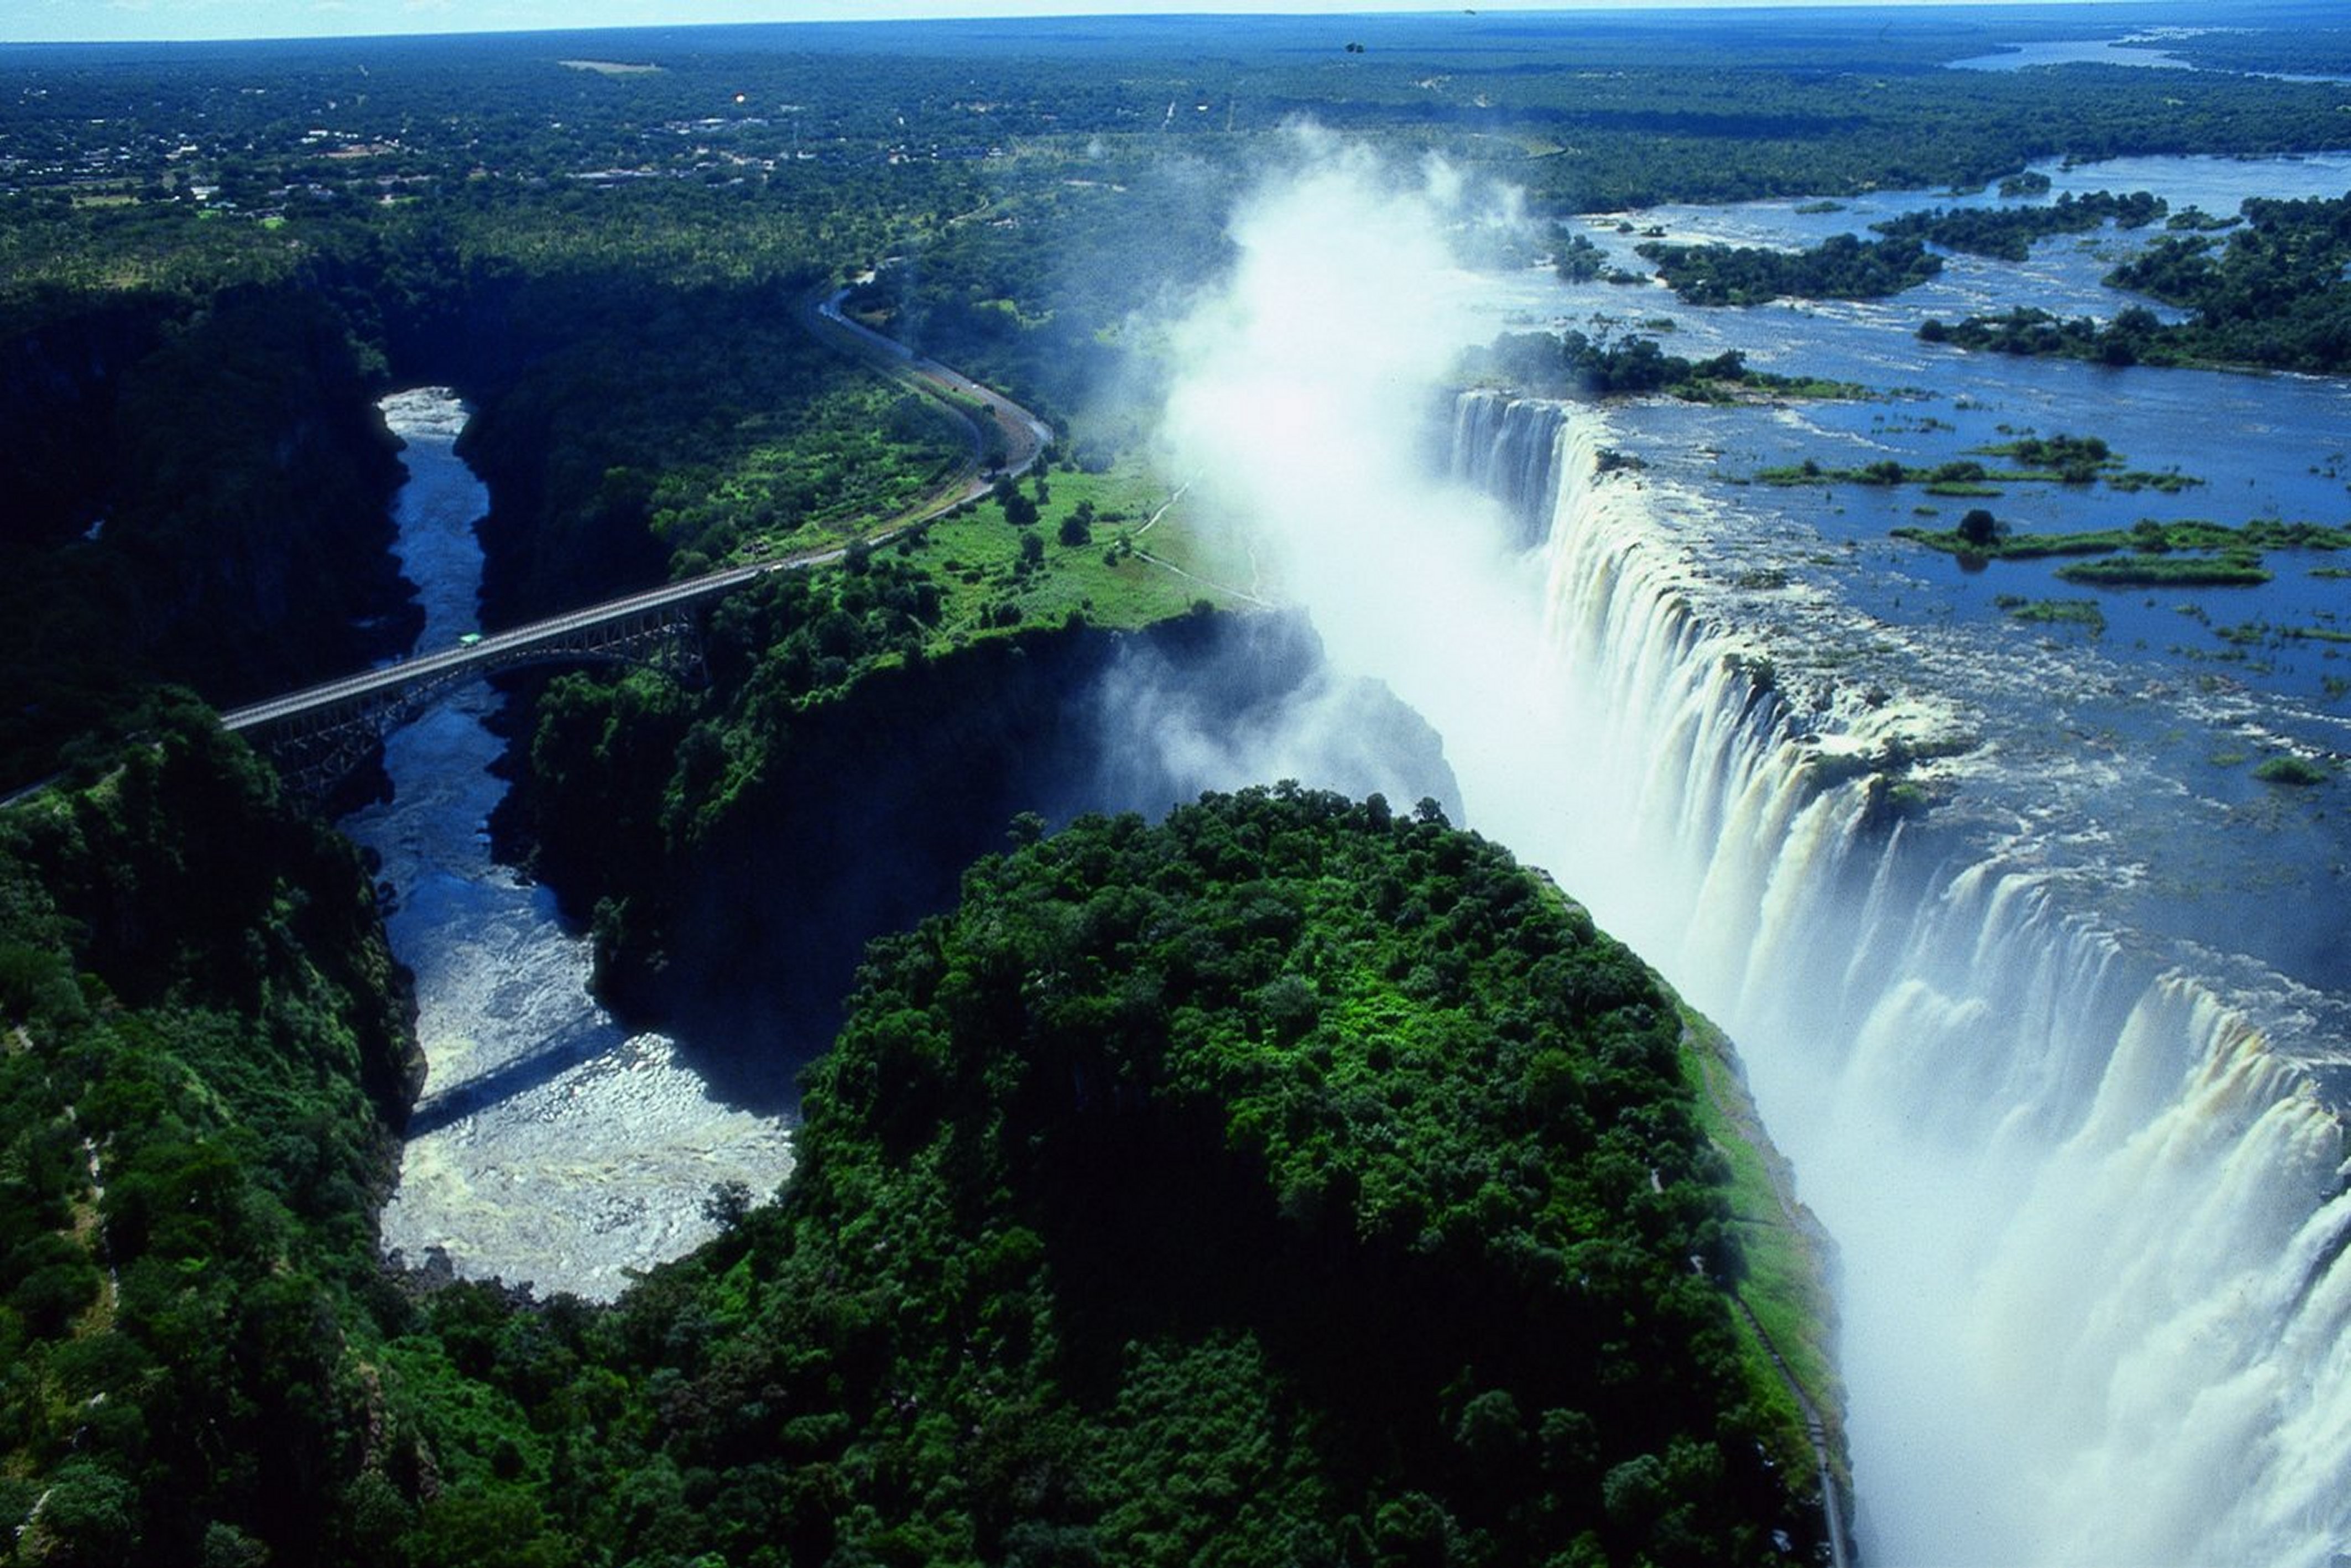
[{"x1": 222, "y1": 553, "x2": 822, "y2": 734}]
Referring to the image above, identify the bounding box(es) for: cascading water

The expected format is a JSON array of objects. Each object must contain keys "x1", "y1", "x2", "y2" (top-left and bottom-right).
[
  {"x1": 1487, "y1": 396, "x2": 2351, "y2": 1566},
  {"x1": 1150, "y1": 136, "x2": 2351, "y2": 1564},
  {"x1": 1448, "y1": 389, "x2": 1568, "y2": 549}
]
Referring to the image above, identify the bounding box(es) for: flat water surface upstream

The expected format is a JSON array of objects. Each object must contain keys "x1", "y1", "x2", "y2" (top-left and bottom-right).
[{"x1": 1488, "y1": 153, "x2": 2351, "y2": 1004}]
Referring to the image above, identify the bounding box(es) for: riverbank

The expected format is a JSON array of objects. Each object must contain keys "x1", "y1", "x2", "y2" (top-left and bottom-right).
[{"x1": 350, "y1": 389, "x2": 793, "y2": 1301}]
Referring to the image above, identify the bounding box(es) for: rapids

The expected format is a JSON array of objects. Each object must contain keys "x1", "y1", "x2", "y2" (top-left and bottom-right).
[{"x1": 348, "y1": 389, "x2": 794, "y2": 1302}]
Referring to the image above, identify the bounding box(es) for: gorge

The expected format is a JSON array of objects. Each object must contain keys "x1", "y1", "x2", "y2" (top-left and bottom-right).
[{"x1": 364, "y1": 144, "x2": 2351, "y2": 1562}]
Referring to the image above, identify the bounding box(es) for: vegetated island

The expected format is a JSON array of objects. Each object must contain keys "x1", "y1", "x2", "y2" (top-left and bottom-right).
[
  {"x1": 1635, "y1": 233, "x2": 1943, "y2": 306},
  {"x1": 1890, "y1": 513, "x2": 2350, "y2": 587},
  {"x1": 1917, "y1": 191, "x2": 2351, "y2": 373},
  {"x1": 1757, "y1": 433, "x2": 2200, "y2": 495},
  {"x1": 0, "y1": 731, "x2": 1846, "y2": 1565},
  {"x1": 1994, "y1": 595, "x2": 2109, "y2": 634},
  {"x1": 1465, "y1": 330, "x2": 1869, "y2": 404},
  {"x1": 1869, "y1": 188, "x2": 2169, "y2": 263}
]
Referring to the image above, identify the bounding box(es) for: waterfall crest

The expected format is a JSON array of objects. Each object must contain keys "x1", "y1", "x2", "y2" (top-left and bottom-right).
[
  {"x1": 1469, "y1": 391, "x2": 2351, "y2": 1567},
  {"x1": 1449, "y1": 389, "x2": 1570, "y2": 548}
]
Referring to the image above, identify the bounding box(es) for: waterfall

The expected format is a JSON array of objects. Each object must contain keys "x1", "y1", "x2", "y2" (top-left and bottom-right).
[
  {"x1": 1449, "y1": 389, "x2": 1569, "y2": 549},
  {"x1": 1469, "y1": 394, "x2": 2351, "y2": 1567}
]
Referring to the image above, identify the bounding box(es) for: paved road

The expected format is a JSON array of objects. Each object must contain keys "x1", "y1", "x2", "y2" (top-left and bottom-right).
[
  {"x1": 811, "y1": 283, "x2": 1053, "y2": 491},
  {"x1": 215, "y1": 289, "x2": 1055, "y2": 739}
]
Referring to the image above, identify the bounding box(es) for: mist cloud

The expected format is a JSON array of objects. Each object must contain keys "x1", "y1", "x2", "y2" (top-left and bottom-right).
[{"x1": 1151, "y1": 128, "x2": 1573, "y2": 847}]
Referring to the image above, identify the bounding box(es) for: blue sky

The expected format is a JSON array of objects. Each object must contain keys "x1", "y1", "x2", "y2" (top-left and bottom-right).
[{"x1": 9, "y1": 0, "x2": 2107, "y2": 47}]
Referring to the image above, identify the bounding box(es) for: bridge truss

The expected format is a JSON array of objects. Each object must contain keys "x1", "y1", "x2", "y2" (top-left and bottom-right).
[{"x1": 226, "y1": 597, "x2": 710, "y2": 800}]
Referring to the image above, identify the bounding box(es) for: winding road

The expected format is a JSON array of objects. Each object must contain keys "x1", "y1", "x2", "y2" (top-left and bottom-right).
[{"x1": 211, "y1": 283, "x2": 1058, "y2": 743}]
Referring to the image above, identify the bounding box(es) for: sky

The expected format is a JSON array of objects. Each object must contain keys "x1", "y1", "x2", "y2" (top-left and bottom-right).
[{"x1": 7, "y1": 0, "x2": 2112, "y2": 48}]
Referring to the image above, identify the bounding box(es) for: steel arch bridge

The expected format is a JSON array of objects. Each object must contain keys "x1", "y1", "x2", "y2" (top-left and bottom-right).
[{"x1": 218, "y1": 562, "x2": 781, "y2": 798}]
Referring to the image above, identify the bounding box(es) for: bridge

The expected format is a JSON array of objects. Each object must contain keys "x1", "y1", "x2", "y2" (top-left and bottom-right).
[
  {"x1": 221, "y1": 554, "x2": 791, "y2": 795},
  {"x1": 220, "y1": 285, "x2": 1054, "y2": 800},
  {"x1": 0, "y1": 278, "x2": 1054, "y2": 812}
]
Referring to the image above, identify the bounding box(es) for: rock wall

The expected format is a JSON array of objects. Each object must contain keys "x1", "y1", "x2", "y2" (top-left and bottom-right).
[{"x1": 549, "y1": 612, "x2": 1455, "y2": 1093}]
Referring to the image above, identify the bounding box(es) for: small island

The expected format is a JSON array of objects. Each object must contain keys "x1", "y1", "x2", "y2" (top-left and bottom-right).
[{"x1": 1890, "y1": 513, "x2": 2349, "y2": 587}]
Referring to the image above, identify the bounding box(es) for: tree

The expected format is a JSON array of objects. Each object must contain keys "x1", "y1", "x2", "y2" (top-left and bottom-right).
[
  {"x1": 1956, "y1": 508, "x2": 2003, "y2": 550},
  {"x1": 702, "y1": 1180, "x2": 754, "y2": 1228}
]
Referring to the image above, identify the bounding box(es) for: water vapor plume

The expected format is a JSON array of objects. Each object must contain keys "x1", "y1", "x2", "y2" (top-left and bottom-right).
[
  {"x1": 1156, "y1": 129, "x2": 1572, "y2": 851},
  {"x1": 1146, "y1": 127, "x2": 2351, "y2": 1568},
  {"x1": 1081, "y1": 614, "x2": 1459, "y2": 819}
]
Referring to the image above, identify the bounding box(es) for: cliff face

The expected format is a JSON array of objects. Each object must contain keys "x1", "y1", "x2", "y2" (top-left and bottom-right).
[
  {"x1": 108, "y1": 289, "x2": 416, "y2": 704},
  {"x1": 0, "y1": 290, "x2": 179, "y2": 549},
  {"x1": 508, "y1": 611, "x2": 1455, "y2": 1088},
  {"x1": 0, "y1": 284, "x2": 418, "y2": 785}
]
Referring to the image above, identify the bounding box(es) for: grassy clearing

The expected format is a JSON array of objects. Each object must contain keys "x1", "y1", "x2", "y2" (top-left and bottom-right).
[{"x1": 890, "y1": 457, "x2": 1262, "y2": 647}]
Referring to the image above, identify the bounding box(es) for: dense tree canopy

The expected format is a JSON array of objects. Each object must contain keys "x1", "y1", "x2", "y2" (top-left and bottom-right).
[
  {"x1": 0, "y1": 731, "x2": 1833, "y2": 1565},
  {"x1": 1922, "y1": 190, "x2": 2351, "y2": 373}
]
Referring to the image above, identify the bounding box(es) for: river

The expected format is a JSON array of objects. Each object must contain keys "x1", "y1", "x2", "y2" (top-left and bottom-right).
[
  {"x1": 1159, "y1": 145, "x2": 2351, "y2": 1567},
  {"x1": 348, "y1": 388, "x2": 794, "y2": 1302}
]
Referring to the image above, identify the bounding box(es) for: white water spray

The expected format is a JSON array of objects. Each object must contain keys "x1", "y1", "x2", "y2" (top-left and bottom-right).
[
  {"x1": 1522, "y1": 414, "x2": 2351, "y2": 1566},
  {"x1": 1158, "y1": 142, "x2": 2351, "y2": 1566}
]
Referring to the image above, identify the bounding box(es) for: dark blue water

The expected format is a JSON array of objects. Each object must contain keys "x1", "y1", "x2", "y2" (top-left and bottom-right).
[{"x1": 1478, "y1": 149, "x2": 2351, "y2": 1003}]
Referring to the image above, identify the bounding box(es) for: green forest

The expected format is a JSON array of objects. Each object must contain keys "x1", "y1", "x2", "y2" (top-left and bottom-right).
[
  {"x1": 8, "y1": 3, "x2": 2351, "y2": 1561},
  {"x1": 0, "y1": 738, "x2": 1838, "y2": 1565}
]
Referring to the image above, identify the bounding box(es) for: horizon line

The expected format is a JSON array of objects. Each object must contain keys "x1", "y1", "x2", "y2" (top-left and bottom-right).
[{"x1": 2, "y1": 0, "x2": 2157, "y2": 51}]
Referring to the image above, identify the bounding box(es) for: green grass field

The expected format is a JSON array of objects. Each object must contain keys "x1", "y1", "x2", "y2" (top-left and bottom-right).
[{"x1": 890, "y1": 458, "x2": 1266, "y2": 648}]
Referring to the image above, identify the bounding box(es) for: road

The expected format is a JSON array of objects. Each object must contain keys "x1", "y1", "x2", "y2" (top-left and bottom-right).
[
  {"x1": 210, "y1": 285, "x2": 1057, "y2": 741},
  {"x1": 808, "y1": 282, "x2": 1054, "y2": 497}
]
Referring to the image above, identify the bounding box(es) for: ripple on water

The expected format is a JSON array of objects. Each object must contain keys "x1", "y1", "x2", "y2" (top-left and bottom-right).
[{"x1": 353, "y1": 389, "x2": 793, "y2": 1302}]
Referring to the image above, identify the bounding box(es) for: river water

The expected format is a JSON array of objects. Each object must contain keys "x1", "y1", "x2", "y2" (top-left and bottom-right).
[
  {"x1": 1160, "y1": 145, "x2": 2351, "y2": 1567},
  {"x1": 1476, "y1": 156, "x2": 2351, "y2": 1566},
  {"x1": 350, "y1": 388, "x2": 793, "y2": 1301},
  {"x1": 1521, "y1": 154, "x2": 2351, "y2": 1003}
]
